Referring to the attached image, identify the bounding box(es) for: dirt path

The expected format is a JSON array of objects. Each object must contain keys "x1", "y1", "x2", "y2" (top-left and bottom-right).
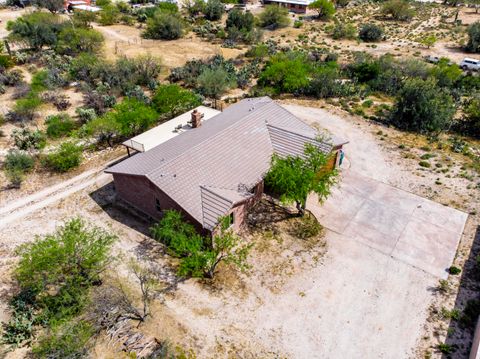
[{"x1": 0, "y1": 166, "x2": 112, "y2": 229}]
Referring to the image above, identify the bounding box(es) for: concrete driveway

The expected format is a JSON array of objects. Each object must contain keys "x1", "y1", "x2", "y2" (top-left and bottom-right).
[{"x1": 308, "y1": 170, "x2": 468, "y2": 279}]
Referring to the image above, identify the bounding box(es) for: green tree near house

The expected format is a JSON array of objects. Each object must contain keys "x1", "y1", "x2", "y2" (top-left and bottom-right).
[
  {"x1": 265, "y1": 141, "x2": 338, "y2": 215},
  {"x1": 151, "y1": 211, "x2": 251, "y2": 279},
  {"x1": 152, "y1": 84, "x2": 201, "y2": 118}
]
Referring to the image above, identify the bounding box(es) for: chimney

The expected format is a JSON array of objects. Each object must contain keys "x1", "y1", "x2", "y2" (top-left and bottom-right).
[{"x1": 191, "y1": 109, "x2": 203, "y2": 128}]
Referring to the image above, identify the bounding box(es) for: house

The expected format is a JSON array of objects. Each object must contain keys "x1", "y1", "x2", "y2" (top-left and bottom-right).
[
  {"x1": 262, "y1": 0, "x2": 313, "y2": 14},
  {"x1": 65, "y1": 0, "x2": 102, "y2": 12},
  {"x1": 105, "y1": 97, "x2": 347, "y2": 233}
]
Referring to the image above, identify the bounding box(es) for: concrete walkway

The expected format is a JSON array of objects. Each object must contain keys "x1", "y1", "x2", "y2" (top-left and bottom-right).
[{"x1": 307, "y1": 170, "x2": 468, "y2": 279}]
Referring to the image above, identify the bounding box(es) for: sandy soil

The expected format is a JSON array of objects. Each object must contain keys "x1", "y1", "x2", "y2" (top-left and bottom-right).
[
  {"x1": 94, "y1": 24, "x2": 245, "y2": 68},
  {"x1": 0, "y1": 7, "x2": 28, "y2": 38}
]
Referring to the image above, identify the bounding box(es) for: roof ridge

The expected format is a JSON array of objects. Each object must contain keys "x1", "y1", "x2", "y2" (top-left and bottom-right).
[{"x1": 146, "y1": 99, "x2": 274, "y2": 179}]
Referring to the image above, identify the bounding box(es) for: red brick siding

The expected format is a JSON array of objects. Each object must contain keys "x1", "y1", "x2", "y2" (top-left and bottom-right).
[
  {"x1": 112, "y1": 173, "x2": 203, "y2": 230},
  {"x1": 228, "y1": 181, "x2": 264, "y2": 232},
  {"x1": 113, "y1": 174, "x2": 265, "y2": 234}
]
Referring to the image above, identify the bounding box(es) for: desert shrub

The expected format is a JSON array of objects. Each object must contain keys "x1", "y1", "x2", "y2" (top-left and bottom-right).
[
  {"x1": 56, "y1": 27, "x2": 104, "y2": 56},
  {"x1": 72, "y1": 10, "x2": 98, "y2": 28},
  {"x1": 430, "y1": 59, "x2": 462, "y2": 89},
  {"x1": 289, "y1": 213, "x2": 322, "y2": 239},
  {"x1": 1, "y1": 302, "x2": 36, "y2": 345},
  {"x1": 12, "y1": 94, "x2": 43, "y2": 121},
  {"x1": 151, "y1": 210, "x2": 204, "y2": 257},
  {"x1": 43, "y1": 142, "x2": 83, "y2": 172},
  {"x1": 45, "y1": 114, "x2": 76, "y2": 138},
  {"x1": 152, "y1": 84, "x2": 201, "y2": 118},
  {"x1": 463, "y1": 96, "x2": 480, "y2": 136},
  {"x1": 6, "y1": 12, "x2": 66, "y2": 50},
  {"x1": 12, "y1": 128, "x2": 46, "y2": 150},
  {"x1": 143, "y1": 12, "x2": 184, "y2": 40},
  {"x1": 448, "y1": 266, "x2": 462, "y2": 275},
  {"x1": 348, "y1": 54, "x2": 429, "y2": 95},
  {"x1": 359, "y1": 23, "x2": 383, "y2": 42},
  {"x1": 96, "y1": 0, "x2": 112, "y2": 6},
  {"x1": 184, "y1": 0, "x2": 205, "y2": 16},
  {"x1": 3, "y1": 150, "x2": 35, "y2": 186},
  {"x1": 258, "y1": 5, "x2": 290, "y2": 29},
  {"x1": 204, "y1": 0, "x2": 224, "y2": 21},
  {"x1": 258, "y1": 51, "x2": 311, "y2": 94},
  {"x1": 42, "y1": 92, "x2": 71, "y2": 111},
  {"x1": 68, "y1": 53, "x2": 101, "y2": 84},
  {"x1": 71, "y1": 55, "x2": 161, "y2": 93},
  {"x1": 95, "y1": 98, "x2": 158, "y2": 136},
  {"x1": 123, "y1": 54, "x2": 162, "y2": 87},
  {"x1": 151, "y1": 212, "x2": 251, "y2": 279},
  {"x1": 307, "y1": 62, "x2": 349, "y2": 98},
  {"x1": 0, "y1": 54, "x2": 14, "y2": 69},
  {"x1": 331, "y1": 22, "x2": 356, "y2": 40},
  {"x1": 83, "y1": 88, "x2": 116, "y2": 115},
  {"x1": 391, "y1": 78, "x2": 455, "y2": 134},
  {"x1": 245, "y1": 41, "x2": 277, "y2": 58},
  {"x1": 125, "y1": 85, "x2": 150, "y2": 103},
  {"x1": 348, "y1": 56, "x2": 381, "y2": 83},
  {"x1": 418, "y1": 33, "x2": 437, "y2": 49},
  {"x1": 466, "y1": 21, "x2": 480, "y2": 53},
  {"x1": 309, "y1": 0, "x2": 335, "y2": 20},
  {"x1": 197, "y1": 67, "x2": 234, "y2": 99},
  {"x1": 226, "y1": 8, "x2": 254, "y2": 31},
  {"x1": 98, "y1": 5, "x2": 120, "y2": 26},
  {"x1": 33, "y1": 0, "x2": 63, "y2": 13},
  {"x1": 0, "y1": 69, "x2": 23, "y2": 87},
  {"x1": 4, "y1": 150, "x2": 35, "y2": 174},
  {"x1": 76, "y1": 108, "x2": 97, "y2": 123},
  {"x1": 32, "y1": 321, "x2": 94, "y2": 358},
  {"x1": 225, "y1": 8, "x2": 258, "y2": 43},
  {"x1": 13, "y1": 218, "x2": 116, "y2": 324},
  {"x1": 169, "y1": 55, "x2": 238, "y2": 87},
  {"x1": 381, "y1": 0, "x2": 414, "y2": 21}
]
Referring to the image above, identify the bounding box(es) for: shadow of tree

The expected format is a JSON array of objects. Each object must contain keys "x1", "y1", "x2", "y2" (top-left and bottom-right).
[{"x1": 247, "y1": 196, "x2": 297, "y2": 231}]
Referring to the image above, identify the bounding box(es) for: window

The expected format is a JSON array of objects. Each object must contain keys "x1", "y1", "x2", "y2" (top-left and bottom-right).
[
  {"x1": 229, "y1": 212, "x2": 234, "y2": 226},
  {"x1": 155, "y1": 197, "x2": 161, "y2": 212}
]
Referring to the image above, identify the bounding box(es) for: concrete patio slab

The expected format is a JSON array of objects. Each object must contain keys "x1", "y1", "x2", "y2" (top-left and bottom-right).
[{"x1": 307, "y1": 170, "x2": 468, "y2": 279}]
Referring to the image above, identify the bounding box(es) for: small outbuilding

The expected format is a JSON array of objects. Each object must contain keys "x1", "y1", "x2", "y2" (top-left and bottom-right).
[{"x1": 262, "y1": 0, "x2": 313, "y2": 14}]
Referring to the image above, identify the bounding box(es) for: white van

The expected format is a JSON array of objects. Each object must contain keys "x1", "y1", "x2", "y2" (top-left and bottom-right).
[{"x1": 459, "y1": 58, "x2": 480, "y2": 71}]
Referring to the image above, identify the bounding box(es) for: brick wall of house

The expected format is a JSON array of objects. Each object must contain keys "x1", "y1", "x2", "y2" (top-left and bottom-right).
[
  {"x1": 112, "y1": 173, "x2": 203, "y2": 231},
  {"x1": 113, "y1": 174, "x2": 265, "y2": 234},
  {"x1": 229, "y1": 181, "x2": 264, "y2": 232}
]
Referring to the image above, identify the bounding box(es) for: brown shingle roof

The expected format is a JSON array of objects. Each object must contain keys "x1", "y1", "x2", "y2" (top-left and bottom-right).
[{"x1": 106, "y1": 97, "x2": 332, "y2": 228}]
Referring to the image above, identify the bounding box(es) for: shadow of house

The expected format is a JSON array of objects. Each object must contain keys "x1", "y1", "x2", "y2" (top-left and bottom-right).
[
  {"x1": 89, "y1": 181, "x2": 152, "y2": 238},
  {"x1": 443, "y1": 225, "x2": 480, "y2": 358}
]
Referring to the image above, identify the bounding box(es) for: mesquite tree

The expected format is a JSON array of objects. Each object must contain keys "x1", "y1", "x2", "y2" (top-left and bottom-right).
[{"x1": 265, "y1": 142, "x2": 338, "y2": 215}]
